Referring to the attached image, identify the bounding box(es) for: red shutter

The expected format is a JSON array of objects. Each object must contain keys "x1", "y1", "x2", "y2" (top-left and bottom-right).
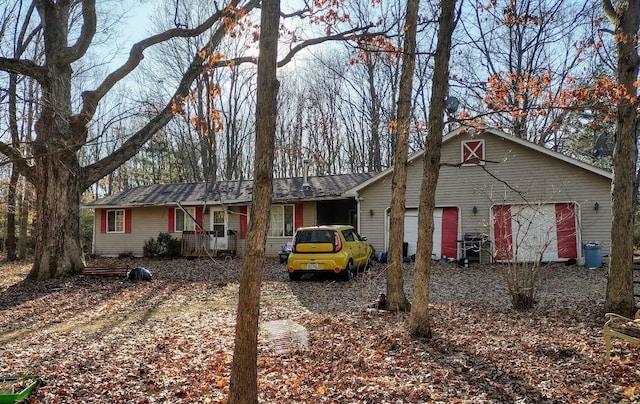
[
  {"x1": 441, "y1": 207, "x2": 459, "y2": 259},
  {"x1": 493, "y1": 205, "x2": 513, "y2": 260},
  {"x1": 195, "y1": 207, "x2": 204, "y2": 230},
  {"x1": 295, "y1": 203, "x2": 304, "y2": 230},
  {"x1": 239, "y1": 206, "x2": 248, "y2": 239},
  {"x1": 168, "y1": 207, "x2": 175, "y2": 232},
  {"x1": 124, "y1": 209, "x2": 132, "y2": 233},
  {"x1": 100, "y1": 209, "x2": 107, "y2": 233},
  {"x1": 555, "y1": 203, "x2": 577, "y2": 258}
]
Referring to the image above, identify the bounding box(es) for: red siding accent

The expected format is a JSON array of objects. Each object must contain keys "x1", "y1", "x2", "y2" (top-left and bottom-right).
[
  {"x1": 124, "y1": 209, "x2": 132, "y2": 233},
  {"x1": 295, "y1": 203, "x2": 304, "y2": 231},
  {"x1": 239, "y1": 206, "x2": 248, "y2": 239},
  {"x1": 493, "y1": 205, "x2": 513, "y2": 260},
  {"x1": 441, "y1": 207, "x2": 459, "y2": 258},
  {"x1": 555, "y1": 203, "x2": 577, "y2": 258},
  {"x1": 100, "y1": 209, "x2": 107, "y2": 233},
  {"x1": 195, "y1": 207, "x2": 203, "y2": 230},
  {"x1": 168, "y1": 207, "x2": 175, "y2": 232}
]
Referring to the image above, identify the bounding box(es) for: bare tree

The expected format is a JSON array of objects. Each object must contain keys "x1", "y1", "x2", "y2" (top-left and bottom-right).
[
  {"x1": 386, "y1": 0, "x2": 420, "y2": 313},
  {"x1": 602, "y1": 0, "x2": 638, "y2": 318},
  {"x1": 409, "y1": 0, "x2": 457, "y2": 337},
  {"x1": 3, "y1": 1, "x2": 40, "y2": 261},
  {"x1": 457, "y1": 0, "x2": 596, "y2": 144},
  {"x1": 0, "y1": 0, "x2": 377, "y2": 279},
  {"x1": 228, "y1": 0, "x2": 279, "y2": 402},
  {"x1": 0, "y1": 0, "x2": 267, "y2": 278}
]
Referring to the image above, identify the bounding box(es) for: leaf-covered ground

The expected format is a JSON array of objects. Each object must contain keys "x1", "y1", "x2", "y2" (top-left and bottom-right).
[{"x1": 0, "y1": 258, "x2": 638, "y2": 403}]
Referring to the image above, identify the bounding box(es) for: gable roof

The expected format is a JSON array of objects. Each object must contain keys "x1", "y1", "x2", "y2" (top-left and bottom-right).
[
  {"x1": 346, "y1": 127, "x2": 612, "y2": 195},
  {"x1": 84, "y1": 172, "x2": 376, "y2": 208}
]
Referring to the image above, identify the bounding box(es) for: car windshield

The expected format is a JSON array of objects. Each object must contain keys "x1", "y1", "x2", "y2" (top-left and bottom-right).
[{"x1": 295, "y1": 229, "x2": 335, "y2": 244}]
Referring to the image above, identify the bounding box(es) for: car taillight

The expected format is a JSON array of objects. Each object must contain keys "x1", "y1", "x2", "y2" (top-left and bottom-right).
[
  {"x1": 334, "y1": 232, "x2": 342, "y2": 252},
  {"x1": 291, "y1": 244, "x2": 296, "y2": 252}
]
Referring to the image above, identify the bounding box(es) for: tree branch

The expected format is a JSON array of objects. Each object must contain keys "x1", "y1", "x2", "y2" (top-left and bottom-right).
[
  {"x1": 277, "y1": 24, "x2": 376, "y2": 67},
  {"x1": 0, "y1": 141, "x2": 35, "y2": 182},
  {"x1": 0, "y1": 57, "x2": 46, "y2": 82},
  {"x1": 601, "y1": 0, "x2": 620, "y2": 26},
  {"x1": 81, "y1": 0, "x2": 260, "y2": 188},
  {"x1": 74, "y1": 0, "x2": 257, "y2": 126},
  {"x1": 60, "y1": 0, "x2": 96, "y2": 64}
]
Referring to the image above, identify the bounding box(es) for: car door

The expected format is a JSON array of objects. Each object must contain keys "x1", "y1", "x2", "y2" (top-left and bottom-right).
[{"x1": 343, "y1": 228, "x2": 366, "y2": 267}]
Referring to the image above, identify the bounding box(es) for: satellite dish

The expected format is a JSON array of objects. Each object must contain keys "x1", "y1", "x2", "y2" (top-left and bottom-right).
[
  {"x1": 592, "y1": 132, "x2": 612, "y2": 157},
  {"x1": 445, "y1": 96, "x2": 460, "y2": 115}
]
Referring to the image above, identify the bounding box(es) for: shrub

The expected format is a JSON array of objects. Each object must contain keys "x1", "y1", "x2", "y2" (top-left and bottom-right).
[
  {"x1": 143, "y1": 233, "x2": 181, "y2": 258},
  {"x1": 143, "y1": 238, "x2": 161, "y2": 258},
  {"x1": 157, "y1": 232, "x2": 181, "y2": 258},
  {"x1": 500, "y1": 261, "x2": 540, "y2": 310}
]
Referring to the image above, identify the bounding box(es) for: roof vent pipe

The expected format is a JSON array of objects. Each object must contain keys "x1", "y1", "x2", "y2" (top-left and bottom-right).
[{"x1": 302, "y1": 158, "x2": 311, "y2": 190}]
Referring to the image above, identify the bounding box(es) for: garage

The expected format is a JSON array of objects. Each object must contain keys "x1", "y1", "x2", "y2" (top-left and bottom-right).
[
  {"x1": 386, "y1": 207, "x2": 459, "y2": 259},
  {"x1": 492, "y1": 203, "x2": 579, "y2": 262}
]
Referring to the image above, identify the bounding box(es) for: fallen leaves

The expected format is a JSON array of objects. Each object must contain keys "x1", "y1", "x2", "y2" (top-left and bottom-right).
[{"x1": 0, "y1": 258, "x2": 638, "y2": 402}]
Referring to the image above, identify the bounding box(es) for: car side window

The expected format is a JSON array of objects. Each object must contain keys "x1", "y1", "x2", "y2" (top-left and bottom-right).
[{"x1": 343, "y1": 229, "x2": 356, "y2": 242}]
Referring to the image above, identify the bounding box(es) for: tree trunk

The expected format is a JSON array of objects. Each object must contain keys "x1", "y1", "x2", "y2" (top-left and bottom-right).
[
  {"x1": 5, "y1": 169, "x2": 19, "y2": 261},
  {"x1": 228, "y1": 1, "x2": 280, "y2": 403},
  {"x1": 409, "y1": 0, "x2": 456, "y2": 337},
  {"x1": 29, "y1": 153, "x2": 85, "y2": 279},
  {"x1": 602, "y1": 0, "x2": 639, "y2": 318},
  {"x1": 18, "y1": 182, "x2": 30, "y2": 259},
  {"x1": 386, "y1": 0, "x2": 422, "y2": 313},
  {"x1": 24, "y1": 2, "x2": 84, "y2": 279},
  {"x1": 6, "y1": 71, "x2": 20, "y2": 261},
  {"x1": 367, "y1": 63, "x2": 382, "y2": 172}
]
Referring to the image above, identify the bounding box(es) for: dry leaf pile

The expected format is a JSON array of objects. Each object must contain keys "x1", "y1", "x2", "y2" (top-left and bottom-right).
[{"x1": 0, "y1": 258, "x2": 638, "y2": 403}]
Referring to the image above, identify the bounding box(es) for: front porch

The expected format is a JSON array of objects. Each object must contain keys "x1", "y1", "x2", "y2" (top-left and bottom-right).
[{"x1": 180, "y1": 230, "x2": 237, "y2": 258}]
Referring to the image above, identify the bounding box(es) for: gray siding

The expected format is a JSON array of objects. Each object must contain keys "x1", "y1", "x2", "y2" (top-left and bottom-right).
[{"x1": 358, "y1": 132, "x2": 612, "y2": 259}]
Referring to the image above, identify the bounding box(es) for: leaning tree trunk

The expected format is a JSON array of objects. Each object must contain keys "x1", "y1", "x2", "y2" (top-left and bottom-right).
[
  {"x1": 409, "y1": 0, "x2": 456, "y2": 338},
  {"x1": 385, "y1": 0, "x2": 420, "y2": 313}
]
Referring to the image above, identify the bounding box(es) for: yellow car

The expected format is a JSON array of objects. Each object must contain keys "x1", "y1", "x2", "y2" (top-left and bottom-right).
[{"x1": 287, "y1": 225, "x2": 374, "y2": 281}]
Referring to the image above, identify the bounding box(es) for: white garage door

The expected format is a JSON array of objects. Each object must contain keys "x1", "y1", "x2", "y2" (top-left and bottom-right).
[
  {"x1": 492, "y1": 203, "x2": 578, "y2": 262},
  {"x1": 387, "y1": 208, "x2": 458, "y2": 259}
]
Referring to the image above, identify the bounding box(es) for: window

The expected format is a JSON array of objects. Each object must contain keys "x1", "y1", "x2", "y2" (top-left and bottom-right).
[
  {"x1": 342, "y1": 229, "x2": 361, "y2": 242},
  {"x1": 212, "y1": 210, "x2": 226, "y2": 237},
  {"x1": 107, "y1": 209, "x2": 125, "y2": 233},
  {"x1": 461, "y1": 139, "x2": 485, "y2": 165},
  {"x1": 269, "y1": 205, "x2": 294, "y2": 237},
  {"x1": 175, "y1": 207, "x2": 196, "y2": 232}
]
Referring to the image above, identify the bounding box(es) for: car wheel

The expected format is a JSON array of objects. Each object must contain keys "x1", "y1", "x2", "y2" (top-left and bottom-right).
[
  {"x1": 289, "y1": 272, "x2": 302, "y2": 281},
  {"x1": 365, "y1": 252, "x2": 375, "y2": 271},
  {"x1": 342, "y1": 260, "x2": 355, "y2": 281}
]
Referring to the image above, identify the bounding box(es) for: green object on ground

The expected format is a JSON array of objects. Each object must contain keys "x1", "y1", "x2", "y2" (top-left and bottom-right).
[{"x1": 0, "y1": 376, "x2": 42, "y2": 403}]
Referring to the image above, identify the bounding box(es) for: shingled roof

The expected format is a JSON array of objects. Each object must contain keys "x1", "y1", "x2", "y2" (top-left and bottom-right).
[{"x1": 84, "y1": 172, "x2": 376, "y2": 208}]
